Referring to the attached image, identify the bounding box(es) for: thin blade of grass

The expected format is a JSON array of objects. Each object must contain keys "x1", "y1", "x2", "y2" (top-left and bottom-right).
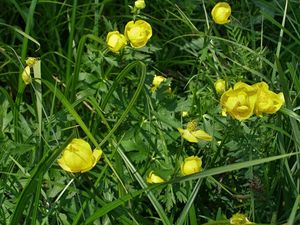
[
  {"x1": 10, "y1": 135, "x2": 74, "y2": 224},
  {"x1": 287, "y1": 195, "x2": 300, "y2": 225},
  {"x1": 175, "y1": 179, "x2": 202, "y2": 225}
]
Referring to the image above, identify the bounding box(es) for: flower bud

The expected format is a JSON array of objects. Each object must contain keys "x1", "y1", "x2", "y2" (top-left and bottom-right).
[
  {"x1": 22, "y1": 66, "x2": 32, "y2": 85},
  {"x1": 106, "y1": 31, "x2": 127, "y2": 53},
  {"x1": 151, "y1": 75, "x2": 166, "y2": 92},
  {"x1": 134, "y1": 0, "x2": 146, "y2": 9},
  {"x1": 146, "y1": 171, "x2": 165, "y2": 184},
  {"x1": 26, "y1": 57, "x2": 39, "y2": 67},
  {"x1": 181, "y1": 156, "x2": 202, "y2": 176},
  {"x1": 181, "y1": 111, "x2": 189, "y2": 117},
  {"x1": 214, "y1": 79, "x2": 226, "y2": 94},
  {"x1": 58, "y1": 138, "x2": 102, "y2": 173},
  {"x1": 230, "y1": 213, "x2": 253, "y2": 225},
  {"x1": 211, "y1": 2, "x2": 231, "y2": 25},
  {"x1": 124, "y1": 20, "x2": 152, "y2": 48}
]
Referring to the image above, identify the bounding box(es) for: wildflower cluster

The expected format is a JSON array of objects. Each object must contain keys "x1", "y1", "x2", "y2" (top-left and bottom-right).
[
  {"x1": 147, "y1": 155, "x2": 203, "y2": 184},
  {"x1": 146, "y1": 120, "x2": 211, "y2": 183},
  {"x1": 106, "y1": 0, "x2": 151, "y2": 53},
  {"x1": 220, "y1": 81, "x2": 284, "y2": 121},
  {"x1": 54, "y1": 2, "x2": 285, "y2": 223}
]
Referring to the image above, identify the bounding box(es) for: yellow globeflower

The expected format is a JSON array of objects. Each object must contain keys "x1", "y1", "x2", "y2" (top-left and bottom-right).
[
  {"x1": 214, "y1": 79, "x2": 226, "y2": 94},
  {"x1": 106, "y1": 31, "x2": 127, "y2": 53},
  {"x1": 124, "y1": 20, "x2": 152, "y2": 48},
  {"x1": 151, "y1": 75, "x2": 166, "y2": 92},
  {"x1": 178, "y1": 121, "x2": 212, "y2": 143},
  {"x1": 22, "y1": 66, "x2": 31, "y2": 85},
  {"x1": 181, "y1": 156, "x2": 202, "y2": 176},
  {"x1": 135, "y1": 0, "x2": 146, "y2": 9},
  {"x1": 58, "y1": 138, "x2": 102, "y2": 173},
  {"x1": 146, "y1": 171, "x2": 165, "y2": 184},
  {"x1": 230, "y1": 213, "x2": 253, "y2": 225},
  {"x1": 252, "y1": 82, "x2": 284, "y2": 116},
  {"x1": 220, "y1": 82, "x2": 257, "y2": 121},
  {"x1": 211, "y1": 2, "x2": 231, "y2": 25}
]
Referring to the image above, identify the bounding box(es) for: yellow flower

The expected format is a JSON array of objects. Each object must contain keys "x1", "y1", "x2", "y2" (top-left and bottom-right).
[
  {"x1": 134, "y1": 0, "x2": 146, "y2": 9},
  {"x1": 181, "y1": 111, "x2": 189, "y2": 117},
  {"x1": 252, "y1": 82, "x2": 284, "y2": 116},
  {"x1": 214, "y1": 79, "x2": 226, "y2": 94},
  {"x1": 124, "y1": 20, "x2": 152, "y2": 48},
  {"x1": 57, "y1": 138, "x2": 102, "y2": 173},
  {"x1": 26, "y1": 57, "x2": 39, "y2": 67},
  {"x1": 151, "y1": 75, "x2": 166, "y2": 92},
  {"x1": 181, "y1": 156, "x2": 202, "y2": 176},
  {"x1": 230, "y1": 213, "x2": 253, "y2": 225},
  {"x1": 22, "y1": 66, "x2": 31, "y2": 85},
  {"x1": 220, "y1": 82, "x2": 257, "y2": 121},
  {"x1": 106, "y1": 31, "x2": 127, "y2": 53},
  {"x1": 146, "y1": 171, "x2": 165, "y2": 184},
  {"x1": 211, "y1": 2, "x2": 231, "y2": 25},
  {"x1": 178, "y1": 121, "x2": 212, "y2": 143}
]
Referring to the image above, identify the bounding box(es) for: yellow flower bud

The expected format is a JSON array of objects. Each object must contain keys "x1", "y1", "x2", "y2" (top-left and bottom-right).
[
  {"x1": 134, "y1": 0, "x2": 146, "y2": 9},
  {"x1": 124, "y1": 20, "x2": 152, "y2": 48},
  {"x1": 211, "y1": 2, "x2": 231, "y2": 25},
  {"x1": 57, "y1": 138, "x2": 102, "y2": 173},
  {"x1": 22, "y1": 66, "x2": 32, "y2": 85},
  {"x1": 181, "y1": 111, "x2": 189, "y2": 117},
  {"x1": 151, "y1": 75, "x2": 166, "y2": 92},
  {"x1": 26, "y1": 57, "x2": 39, "y2": 67},
  {"x1": 252, "y1": 82, "x2": 284, "y2": 116},
  {"x1": 214, "y1": 79, "x2": 226, "y2": 94},
  {"x1": 220, "y1": 82, "x2": 257, "y2": 121},
  {"x1": 106, "y1": 31, "x2": 127, "y2": 53},
  {"x1": 230, "y1": 213, "x2": 253, "y2": 225},
  {"x1": 146, "y1": 171, "x2": 165, "y2": 184},
  {"x1": 181, "y1": 156, "x2": 202, "y2": 176}
]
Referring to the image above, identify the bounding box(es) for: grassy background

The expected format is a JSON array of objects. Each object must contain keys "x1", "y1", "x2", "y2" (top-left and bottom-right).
[{"x1": 0, "y1": 0, "x2": 299, "y2": 224}]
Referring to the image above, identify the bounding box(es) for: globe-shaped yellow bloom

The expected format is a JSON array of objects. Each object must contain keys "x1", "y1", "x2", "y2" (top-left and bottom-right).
[
  {"x1": 221, "y1": 82, "x2": 257, "y2": 121},
  {"x1": 230, "y1": 213, "x2": 253, "y2": 225},
  {"x1": 252, "y1": 82, "x2": 284, "y2": 116},
  {"x1": 124, "y1": 20, "x2": 152, "y2": 48},
  {"x1": 106, "y1": 31, "x2": 127, "y2": 53},
  {"x1": 181, "y1": 156, "x2": 202, "y2": 176},
  {"x1": 22, "y1": 66, "x2": 31, "y2": 85},
  {"x1": 135, "y1": 0, "x2": 146, "y2": 9},
  {"x1": 146, "y1": 171, "x2": 165, "y2": 184},
  {"x1": 58, "y1": 138, "x2": 102, "y2": 173},
  {"x1": 211, "y1": 2, "x2": 231, "y2": 25},
  {"x1": 214, "y1": 79, "x2": 226, "y2": 94}
]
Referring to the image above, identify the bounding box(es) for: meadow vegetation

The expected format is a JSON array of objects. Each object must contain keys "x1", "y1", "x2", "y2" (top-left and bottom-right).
[{"x1": 0, "y1": 0, "x2": 299, "y2": 224}]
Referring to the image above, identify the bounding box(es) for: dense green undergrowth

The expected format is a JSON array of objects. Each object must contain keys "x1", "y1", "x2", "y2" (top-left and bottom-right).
[{"x1": 0, "y1": 0, "x2": 299, "y2": 224}]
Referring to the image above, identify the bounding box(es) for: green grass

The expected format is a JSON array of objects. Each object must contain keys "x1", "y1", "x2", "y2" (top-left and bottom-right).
[{"x1": 0, "y1": 0, "x2": 299, "y2": 224}]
